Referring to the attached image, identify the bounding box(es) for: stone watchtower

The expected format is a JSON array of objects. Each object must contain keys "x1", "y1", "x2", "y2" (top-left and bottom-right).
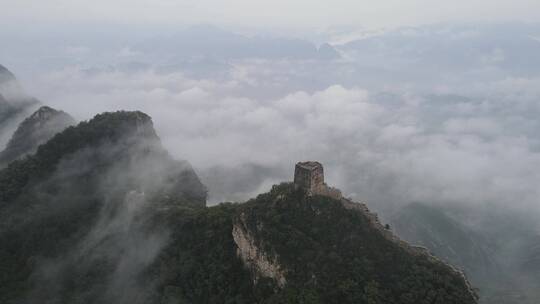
[
  {"x1": 294, "y1": 161, "x2": 326, "y2": 195},
  {"x1": 294, "y1": 161, "x2": 342, "y2": 199}
]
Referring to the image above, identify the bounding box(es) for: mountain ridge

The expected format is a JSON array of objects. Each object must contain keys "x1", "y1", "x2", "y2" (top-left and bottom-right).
[
  {"x1": 219, "y1": 182, "x2": 478, "y2": 303},
  {"x1": 0, "y1": 110, "x2": 478, "y2": 304}
]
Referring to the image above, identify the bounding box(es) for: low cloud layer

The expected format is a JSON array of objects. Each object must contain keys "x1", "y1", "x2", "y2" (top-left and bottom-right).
[
  {"x1": 0, "y1": 24, "x2": 535, "y2": 230},
  {"x1": 25, "y1": 65, "x2": 540, "y2": 222}
]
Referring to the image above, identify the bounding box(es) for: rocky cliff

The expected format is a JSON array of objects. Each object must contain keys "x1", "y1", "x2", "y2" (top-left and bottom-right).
[{"x1": 232, "y1": 213, "x2": 287, "y2": 287}]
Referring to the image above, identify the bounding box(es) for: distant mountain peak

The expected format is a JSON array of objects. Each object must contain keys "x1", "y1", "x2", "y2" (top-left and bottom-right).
[
  {"x1": 0, "y1": 64, "x2": 40, "y2": 127},
  {"x1": 0, "y1": 64, "x2": 16, "y2": 84},
  {"x1": 85, "y1": 110, "x2": 158, "y2": 141},
  {"x1": 0, "y1": 105, "x2": 75, "y2": 166},
  {"x1": 28, "y1": 105, "x2": 66, "y2": 120}
]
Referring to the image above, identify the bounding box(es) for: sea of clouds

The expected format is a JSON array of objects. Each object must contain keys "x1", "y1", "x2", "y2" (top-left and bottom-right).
[{"x1": 3, "y1": 23, "x2": 540, "y2": 225}]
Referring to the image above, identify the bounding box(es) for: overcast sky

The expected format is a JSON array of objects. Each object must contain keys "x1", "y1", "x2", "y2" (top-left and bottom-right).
[{"x1": 2, "y1": 0, "x2": 540, "y2": 30}]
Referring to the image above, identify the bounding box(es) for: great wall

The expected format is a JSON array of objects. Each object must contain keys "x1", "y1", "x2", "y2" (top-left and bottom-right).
[{"x1": 292, "y1": 161, "x2": 477, "y2": 296}]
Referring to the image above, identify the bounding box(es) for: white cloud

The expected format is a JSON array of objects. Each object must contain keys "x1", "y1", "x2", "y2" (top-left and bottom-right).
[{"x1": 28, "y1": 66, "x2": 540, "y2": 216}]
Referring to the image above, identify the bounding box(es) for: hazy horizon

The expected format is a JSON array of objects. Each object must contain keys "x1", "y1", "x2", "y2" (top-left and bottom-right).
[
  {"x1": 1, "y1": 20, "x2": 539, "y2": 210},
  {"x1": 3, "y1": 0, "x2": 540, "y2": 29}
]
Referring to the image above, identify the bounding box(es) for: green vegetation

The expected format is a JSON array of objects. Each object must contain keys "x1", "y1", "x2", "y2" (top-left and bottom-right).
[
  {"x1": 0, "y1": 111, "x2": 148, "y2": 202},
  {"x1": 0, "y1": 110, "x2": 477, "y2": 303},
  {"x1": 0, "y1": 111, "x2": 206, "y2": 303},
  {"x1": 149, "y1": 183, "x2": 478, "y2": 303}
]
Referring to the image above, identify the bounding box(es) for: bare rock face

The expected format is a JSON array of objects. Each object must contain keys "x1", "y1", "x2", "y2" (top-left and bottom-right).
[
  {"x1": 232, "y1": 214, "x2": 287, "y2": 287},
  {"x1": 0, "y1": 106, "x2": 76, "y2": 166}
]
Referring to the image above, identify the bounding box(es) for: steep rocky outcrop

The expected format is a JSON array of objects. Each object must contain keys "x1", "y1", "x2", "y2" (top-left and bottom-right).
[
  {"x1": 0, "y1": 106, "x2": 76, "y2": 166},
  {"x1": 232, "y1": 213, "x2": 287, "y2": 287}
]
